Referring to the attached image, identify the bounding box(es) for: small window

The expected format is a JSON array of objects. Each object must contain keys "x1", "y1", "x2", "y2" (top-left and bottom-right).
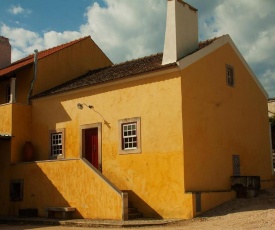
[
  {"x1": 232, "y1": 155, "x2": 240, "y2": 176},
  {"x1": 226, "y1": 65, "x2": 234, "y2": 87},
  {"x1": 122, "y1": 123, "x2": 137, "y2": 150},
  {"x1": 6, "y1": 84, "x2": 11, "y2": 103},
  {"x1": 10, "y1": 180, "x2": 24, "y2": 201},
  {"x1": 49, "y1": 129, "x2": 65, "y2": 159},
  {"x1": 118, "y1": 117, "x2": 141, "y2": 154}
]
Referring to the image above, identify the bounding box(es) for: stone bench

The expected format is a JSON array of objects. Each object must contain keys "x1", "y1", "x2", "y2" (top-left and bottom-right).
[{"x1": 45, "y1": 207, "x2": 75, "y2": 219}]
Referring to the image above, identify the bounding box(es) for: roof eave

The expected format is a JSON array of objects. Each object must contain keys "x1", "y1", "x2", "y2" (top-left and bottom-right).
[{"x1": 31, "y1": 64, "x2": 179, "y2": 101}]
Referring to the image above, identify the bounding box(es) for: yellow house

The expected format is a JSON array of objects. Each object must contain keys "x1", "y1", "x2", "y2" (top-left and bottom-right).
[{"x1": 0, "y1": 0, "x2": 274, "y2": 220}]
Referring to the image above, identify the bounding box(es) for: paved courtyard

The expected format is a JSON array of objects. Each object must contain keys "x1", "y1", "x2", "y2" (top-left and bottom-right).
[{"x1": 1, "y1": 188, "x2": 275, "y2": 230}]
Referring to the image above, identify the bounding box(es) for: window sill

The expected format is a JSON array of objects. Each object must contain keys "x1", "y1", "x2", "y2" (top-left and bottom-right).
[
  {"x1": 49, "y1": 154, "x2": 64, "y2": 160},
  {"x1": 119, "y1": 148, "x2": 142, "y2": 155}
]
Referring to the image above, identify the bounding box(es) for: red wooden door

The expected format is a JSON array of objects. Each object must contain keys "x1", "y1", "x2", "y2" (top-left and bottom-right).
[{"x1": 85, "y1": 128, "x2": 99, "y2": 170}]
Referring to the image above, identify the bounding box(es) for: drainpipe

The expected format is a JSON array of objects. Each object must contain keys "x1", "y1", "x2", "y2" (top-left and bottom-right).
[{"x1": 28, "y1": 49, "x2": 38, "y2": 104}]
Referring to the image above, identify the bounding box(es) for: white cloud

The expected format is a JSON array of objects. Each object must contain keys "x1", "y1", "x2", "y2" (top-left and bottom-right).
[
  {"x1": 194, "y1": 0, "x2": 275, "y2": 96},
  {"x1": 0, "y1": 24, "x2": 81, "y2": 61},
  {"x1": 2, "y1": 0, "x2": 166, "y2": 64},
  {"x1": 8, "y1": 5, "x2": 31, "y2": 15},
  {"x1": 259, "y1": 69, "x2": 275, "y2": 97},
  {"x1": 0, "y1": 24, "x2": 43, "y2": 60},
  {"x1": 43, "y1": 31, "x2": 82, "y2": 49},
  {"x1": 80, "y1": 0, "x2": 166, "y2": 63},
  {"x1": 199, "y1": 0, "x2": 275, "y2": 54}
]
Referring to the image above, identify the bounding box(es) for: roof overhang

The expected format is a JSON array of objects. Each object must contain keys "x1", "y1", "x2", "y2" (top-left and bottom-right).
[
  {"x1": 177, "y1": 34, "x2": 268, "y2": 99},
  {"x1": 31, "y1": 65, "x2": 180, "y2": 102}
]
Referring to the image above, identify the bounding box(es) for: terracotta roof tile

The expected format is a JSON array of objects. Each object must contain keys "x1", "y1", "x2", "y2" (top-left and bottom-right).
[
  {"x1": 32, "y1": 53, "x2": 177, "y2": 98},
  {"x1": 0, "y1": 36, "x2": 90, "y2": 77},
  {"x1": 198, "y1": 36, "x2": 221, "y2": 49}
]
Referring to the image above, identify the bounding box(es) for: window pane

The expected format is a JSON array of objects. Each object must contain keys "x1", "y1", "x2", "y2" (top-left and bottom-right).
[{"x1": 51, "y1": 132, "x2": 63, "y2": 156}]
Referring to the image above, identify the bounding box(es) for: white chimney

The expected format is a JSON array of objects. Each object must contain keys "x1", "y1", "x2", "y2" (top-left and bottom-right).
[
  {"x1": 0, "y1": 36, "x2": 11, "y2": 69},
  {"x1": 162, "y1": 0, "x2": 198, "y2": 65}
]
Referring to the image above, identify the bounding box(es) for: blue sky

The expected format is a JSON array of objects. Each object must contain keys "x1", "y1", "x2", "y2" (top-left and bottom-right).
[
  {"x1": 0, "y1": 0, "x2": 98, "y2": 33},
  {"x1": 1, "y1": 0, "x2": 275, "y2": 97}
]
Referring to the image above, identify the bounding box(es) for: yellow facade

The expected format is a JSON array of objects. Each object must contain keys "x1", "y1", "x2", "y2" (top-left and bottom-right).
[
  {"x1": 10, "y1": 159, "x2": 123, "y2": 219},
  {"x1": 31, "y1": 71, "x2": 194, "y2": 218},
  {"x1": 182, "y1": 44, "x2": 273, "y2": 192},
  {"x1": 33, "y1": 38, "x2": 112, "y2": 96},
  {"x1": 0, "y1": 35, "x2": 274, "y2": 220}
]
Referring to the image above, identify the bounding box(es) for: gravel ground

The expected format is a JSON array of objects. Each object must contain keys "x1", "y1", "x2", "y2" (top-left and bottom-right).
[{"x1": 1, "y1": 188, "x2": 275, "y2": 230}]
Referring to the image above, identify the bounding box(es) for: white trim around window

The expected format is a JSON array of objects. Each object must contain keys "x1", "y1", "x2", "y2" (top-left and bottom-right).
[
  {"x1": 226, "y1": 64, "x2": 234, "y2": 87},
  {"x1": 49, "y1": 128, "x2": 65, "y2": 159},
  {"x1": 118, "y1": 117, "x2": 141, "y2": 154}
]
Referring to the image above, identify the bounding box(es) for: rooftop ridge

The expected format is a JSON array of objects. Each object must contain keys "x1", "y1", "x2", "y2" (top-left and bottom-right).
[
  {"x1": 11, "y1": 36, "x2": 90, "y2": 66},
  {"x1": 110, "y1": 53, "x2": 163, "y2": 67},
  {"x1": 0, "y1": 36, "x2": 90, "y2": 76},
  {"x1": 198, "y1": 35, "x2": 225, "y2": 49}
]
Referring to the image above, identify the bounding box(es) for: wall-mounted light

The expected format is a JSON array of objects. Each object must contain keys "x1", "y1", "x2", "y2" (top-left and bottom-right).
[
  {"x1": 77, "y1": 102, "x2": 110, "y2": 128},
  {"x1": 77, "y1": 103, "x2": 94, "y2": 110}
]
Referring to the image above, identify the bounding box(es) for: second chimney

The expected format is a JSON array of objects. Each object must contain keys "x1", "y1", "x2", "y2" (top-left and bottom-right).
[
  {"x1": 0, "y1": 36, "x2": 11, "y2": 69},
  {"x1": 162, "y1": 0, "x2": 198, "y2": 65}
]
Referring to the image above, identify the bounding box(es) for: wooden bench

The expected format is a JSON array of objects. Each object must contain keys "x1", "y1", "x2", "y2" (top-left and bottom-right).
[{"x1": 45, "y1": 207, "x2": 75, "y2": 219}]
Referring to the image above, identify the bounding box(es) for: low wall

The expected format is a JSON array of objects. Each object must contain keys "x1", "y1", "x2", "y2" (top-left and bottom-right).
[
  {"x1": 191, "y1": 190, "x2": 236, "y2": 216},
  {"x1": 10, "y1": 159, "x2": 125, "y2": 219}
]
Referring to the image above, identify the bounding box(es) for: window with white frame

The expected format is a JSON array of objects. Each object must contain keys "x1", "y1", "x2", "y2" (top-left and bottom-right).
[
  {"x1": 119, "y1": 117, "x2": 141, "y2": 154},
  {"x1": 122, "y1": 123, "x2": 137, "y2": 150},
  {"x1": 226, "y1": 65, "x2": 234, "y2": 87},
  {"x1": 49, "y1": 129, "x2": 65, "y2": 159}
]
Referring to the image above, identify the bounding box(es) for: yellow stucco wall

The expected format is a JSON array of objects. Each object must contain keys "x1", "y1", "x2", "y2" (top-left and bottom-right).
[
  {"x1": 182, "y1": 43, "x2": 272, "y2": 192},
  {"x1": 5, "y1": 41, "x2": 273, "y2": 220},
  {"x1": 0, "y1": 104, "x2": 12, "y2": 134},
  {"x1": 30, "y1": 71, "x2": 196, "y2": 219},
  {"x1": 200, "y1": 191, "x2": 235, "y2": 214},
  {"x1": 15, "y1": 67, "x2": 33, "y2": 104},
  {"x1": 10, "y1": 159, "x2": 123, "y2": 219},
  {"x1": 11, "y1": 104, "x2": 32, "y2": 163},
  {"x1": 33, "y1": 37, "x2": 112, "y2": 95}
]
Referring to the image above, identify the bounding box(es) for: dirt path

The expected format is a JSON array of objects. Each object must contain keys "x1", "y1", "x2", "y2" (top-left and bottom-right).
[{"x1": 1, "y1": 188, "x2": 275, "y2": 230}]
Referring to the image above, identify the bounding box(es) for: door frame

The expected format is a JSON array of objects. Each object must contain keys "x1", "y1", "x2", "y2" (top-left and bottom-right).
[{"x1": 80, "y1": 123, "x2": 102, "y2": 171}]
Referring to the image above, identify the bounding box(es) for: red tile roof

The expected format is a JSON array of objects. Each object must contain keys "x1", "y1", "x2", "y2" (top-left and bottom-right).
[{"x1": 0, "y1": 36, "x2": 90, "y2": 77}]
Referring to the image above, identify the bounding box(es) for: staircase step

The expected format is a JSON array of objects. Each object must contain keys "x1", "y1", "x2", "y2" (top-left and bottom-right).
[{"x1": 128, "y1": 212, "x2": 143, "y2": 219}]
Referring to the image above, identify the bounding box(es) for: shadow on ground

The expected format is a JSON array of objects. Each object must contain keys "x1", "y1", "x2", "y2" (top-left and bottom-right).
[{"x1": 199, "y1": 189, "x2": 275, "y2": 218}]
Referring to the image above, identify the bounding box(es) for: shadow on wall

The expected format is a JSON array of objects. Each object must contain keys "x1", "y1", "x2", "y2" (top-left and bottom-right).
[
  {"x1": 9, "y1": 162, "x2": 83, "y2": 219},
  {"x1": 124, "y1": 190, "x2": 162, "y2": 219},
  {"x1": 0, "y1": 139, "x2": 11, "y2": 216}
]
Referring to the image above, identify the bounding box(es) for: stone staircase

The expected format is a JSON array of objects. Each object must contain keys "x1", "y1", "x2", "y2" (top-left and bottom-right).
[{"x1": 128, "y1": 202, "x2": 143, "y2": 219}]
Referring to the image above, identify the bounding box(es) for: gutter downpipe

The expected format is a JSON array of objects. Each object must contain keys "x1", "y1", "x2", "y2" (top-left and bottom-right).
[{"x1": 28, "y1": 49, "x2": 38, "y2": 104}]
